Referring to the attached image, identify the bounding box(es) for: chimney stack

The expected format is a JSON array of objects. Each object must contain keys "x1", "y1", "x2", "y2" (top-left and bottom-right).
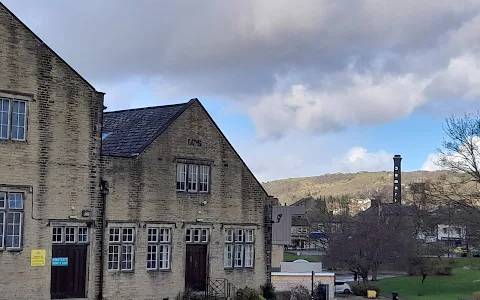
[{"x1": 393, "y1": 155, "x2": 402, "y2": 204}]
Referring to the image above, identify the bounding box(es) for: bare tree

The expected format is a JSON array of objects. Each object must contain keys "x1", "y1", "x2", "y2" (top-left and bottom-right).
[
  {"x1": 428, "y1": 112, "x2": 480, "y2": 251},
  {"x1": 327, "y1": 208, "x2": 414, "y2": 283},
  {"x1": 436, "y1": 113, "x2": 480, "y2": 184}
]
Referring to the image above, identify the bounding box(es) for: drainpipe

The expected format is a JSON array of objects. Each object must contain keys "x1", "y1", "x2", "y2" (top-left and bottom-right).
[{"x1": 98, "y1": 179, "x2": 109, "y2": 300}]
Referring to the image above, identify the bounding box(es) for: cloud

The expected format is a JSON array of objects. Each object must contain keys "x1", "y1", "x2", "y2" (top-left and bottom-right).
[
  {"x1": 4, "y1": 0, "x2": 480, "y2": 139},
  {"x1": 422, "y1": 136, "x2": 480, "y2": 172},
  {"x1": 421, "y1": 153, "x2": 442, "y2": 171},
  {"x1": 331, "y1": 146, "x2": 393, "y2": 173}
]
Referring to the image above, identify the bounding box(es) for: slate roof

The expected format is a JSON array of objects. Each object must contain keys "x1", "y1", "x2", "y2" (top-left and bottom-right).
[{"x1": 101, "y1": 102, "x2": 190, "y2": 157}]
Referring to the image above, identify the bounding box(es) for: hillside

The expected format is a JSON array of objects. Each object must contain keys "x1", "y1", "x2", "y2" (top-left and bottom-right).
[{"x1": 262, "y1": 170, "x2": 456, "y2": 205}]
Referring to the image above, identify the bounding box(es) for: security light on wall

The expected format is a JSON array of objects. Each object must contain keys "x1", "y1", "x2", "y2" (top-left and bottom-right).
[{"x1": 81, "y1": 209, "x2": 92, "y2": 218}]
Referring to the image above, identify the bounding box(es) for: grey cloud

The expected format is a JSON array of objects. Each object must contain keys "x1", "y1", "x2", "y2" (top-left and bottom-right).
[{"x1": 4, "y1": 0, "x2": 480, "y2": 138}]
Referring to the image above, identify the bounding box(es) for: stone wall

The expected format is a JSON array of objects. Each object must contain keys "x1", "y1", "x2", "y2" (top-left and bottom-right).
[
  {"x1": 0, "y1": 4, "x2": 104, "y2": 300},
  {"x1": 272, "y1": 272, "x2": 335, "y2": 300},
  {"x1": 101, "y1": 101, "x2": 271, "y2": 299}
]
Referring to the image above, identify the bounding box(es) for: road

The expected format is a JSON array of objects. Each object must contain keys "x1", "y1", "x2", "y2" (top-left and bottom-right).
[{"x1": 335, "y1": 273, "x2": 405, "y2": 282}]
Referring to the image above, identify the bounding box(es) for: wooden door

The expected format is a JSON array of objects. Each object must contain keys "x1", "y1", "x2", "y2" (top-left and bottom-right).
[
  {"x1": 185, "y1": 244, "x2": 207, "y2": 291},
  {"x1": 51, "y1": 244, "x2": 87, "y2": 299}
]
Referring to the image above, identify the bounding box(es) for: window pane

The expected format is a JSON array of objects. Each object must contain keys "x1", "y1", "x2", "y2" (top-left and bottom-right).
[
  {"x1": 201, "y1": 229, "x2": 208, "y2": 242},
  {"x1": 160, "y1": 228, "x2": 170, "y2": 242},
  {"x1": 0, "y1": 123, "x2": 7, "y2": 139},
  {"x1": 18, "y1": 101, "x2": 25, "y2": 114},
  {"x1": 235, "y1": 229, "x2": 244, "y2": 242},
  {"x1": 159, "y1": 245, "x2": 170, "y2": 269},
  {"x1": 122, "y1": 228, "x2": 134, "y2": 242},
  {"x1": 6, "y1": 212, "x2": 21, "y2": 248},
  {"x1": 245, "y1": 229, "x2": 254, "y2": 243},
  {"x1": 147, "y1": 245, "x2": 157, "y2": 270},
  {"x1": 176, "y1": 163, "x2": 187, "y2": 191},
  {"x1": 78, "y1": 227, "x2": 88, "y2": 243},
  {"x1": 185, "y1": 229, "x2": 192, "y2": 242},
  {"x1": 52, "y1": 227, "x2": 63, "y2": 243},
  {"x1": 224, "y1": 244, "x2": 233, "y2": 267},
  {"x1": 65, "y1": 227, "x2": 75, "y2": 243},
  {"x1": 108, "y1": 245, "x2": 120, "y2": 270},
  {"x1": 0, "y1": 212, "x2": 4, "y2": 248},
  {"x1": 193, "y1": 229, "x2": 200, "y2": 242},
  {"x1": 121, "y1": 245, "x2": 133, "y2": 270},
  {"x1": 199, "y1": 165, "x2": 210, "y2": 192},
  {"x1": 188, "y1": 165, "x2": 198, "y2": 191},
  {"x1": 245, "y1": 244, "x2": 254, "y2": 267},
  {"x1": 11, "y1": 100, "x2": 26, "y2": 141},
  {"x1": 234, "y1": 244, "x2": 244, "y2": 267},
  {"x1": 225, "y1": 229, "x2": 233, "y2": 242},
  {"x1": 109, "y1": 228, "x2": 120, "y2": 242},
  {"x1": 0, "y1": 99, "x2": 8, "y2": 139},
  {"x1": 0, "y1": 192, "x2": 5, "y2": 209},
  {"x1": 148, "y1": 228, "x2": 158, "y2": 242},
  {"x1": 8, "y1": 193, "x2": 23, "y2": 209}
]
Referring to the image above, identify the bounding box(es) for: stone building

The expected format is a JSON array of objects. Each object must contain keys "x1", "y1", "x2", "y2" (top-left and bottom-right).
[
  {"x1": 0, "y1": 3, "x2": 276, "y2": 299},
  {"x1": 100, "y1": 99, "x2": 276, "y2": 299},
  {"x1": 0, "y1": 3, "x2": 104, "y2": 299}
]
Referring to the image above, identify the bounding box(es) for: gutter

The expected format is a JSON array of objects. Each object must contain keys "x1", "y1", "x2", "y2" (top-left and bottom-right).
[{"x1": 98, "y1": 179, "x2": 109, "y2": 300}]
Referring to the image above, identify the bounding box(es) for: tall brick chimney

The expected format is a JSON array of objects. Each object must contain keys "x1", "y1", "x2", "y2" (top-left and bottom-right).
[{"x1": 393, "y1": 155, "x2": 402, "y2": 204}]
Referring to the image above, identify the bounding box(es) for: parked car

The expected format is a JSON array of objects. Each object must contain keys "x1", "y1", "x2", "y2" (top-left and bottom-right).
[{"x1": 334, "y1": 281, "x2": 352, "y2": 294}]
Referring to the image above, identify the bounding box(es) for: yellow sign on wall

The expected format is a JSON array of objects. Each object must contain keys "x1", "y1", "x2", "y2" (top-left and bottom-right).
[{"x1": 31, "y1": 249, "x2": 46, "y2": 267}]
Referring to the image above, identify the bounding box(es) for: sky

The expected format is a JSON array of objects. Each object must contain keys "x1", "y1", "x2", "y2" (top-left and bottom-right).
[{"x1": 4, "y1": 0, "x2": 480, "y2": 182}]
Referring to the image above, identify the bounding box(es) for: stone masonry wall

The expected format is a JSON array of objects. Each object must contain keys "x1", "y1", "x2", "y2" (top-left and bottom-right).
[
  {"x1": 272, "y1": 273, "x2": 335, "y2": 300},
  {"x1": 0, "y1": 5, "x2": 104, "y2": 300},
  {"x1": 101, "y1": 101, "x2": 270, "y2": 300}
]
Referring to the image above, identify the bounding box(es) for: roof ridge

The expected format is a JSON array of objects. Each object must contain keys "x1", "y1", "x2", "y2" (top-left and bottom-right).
[{"x1": 104, "y1": 102, "x2": 189, "y2": 114}]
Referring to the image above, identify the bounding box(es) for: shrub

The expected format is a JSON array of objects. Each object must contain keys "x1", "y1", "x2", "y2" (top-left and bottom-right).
[
  {"x1": 237, "y1": 286, "x2": 262, "y2": 300},
  {"x1": 275, "y1": 291, "x2": 291, "y2": 300},
  {"x1": 473, "y1": 291, "x2": 480, "y2": 300},
  {"x1": 175, "y1": 288, "x2": 205, "y2": 300},
  {"x1": 351, "y1": 284, "x2": 366, "y2": 296},
  {"x1": 351, "y1": 285, "x2": 380, "y2": 297},
  {"x1": 435, "y1": 267, "x2": 453, "y2": 276},
  {"x1": 260, "y1": 282, "x2": 277, "y2": 300},
  {"x1": 290, "y1": 285, "x2": 310, "y2": 300}
]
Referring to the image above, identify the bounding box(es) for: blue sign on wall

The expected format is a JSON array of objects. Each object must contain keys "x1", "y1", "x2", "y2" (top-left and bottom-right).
[{"x1": 52, "y1": 257, "x2": 68, "y2": 267}]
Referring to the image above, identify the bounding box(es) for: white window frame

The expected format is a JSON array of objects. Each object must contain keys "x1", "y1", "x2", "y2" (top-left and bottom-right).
[
  {"x1": 78, "y1": 227, "x2": 88, "y2": 243},
  {"x1": 65, "y1": 227, "x2": 76, "y2": 244},
  {"x1": 11, "y1": 100, "x2": 26, "y2": 141},
  {"x1": 199, "y1": 165, "x2": 210, "y2": 193},
  {"x1": 188, "y1": 164, "x2": 198, "y2": 192},
  {"x1": 224, "y1": 228, "x2": 255, "y2": 269},
  {"x1": 0, "y1": 211, "x2": 4, "y2": 250},
  {"x1": 0, "y1": 98, "x2": 10, "y2": 140},
  {"x1": 108, "y1": 244, "x2": 120, "y2": 270},
  {"x1": 52, "y1": 227, "x2": 64, "y2": 244},
  {"x1": 0, "y1": 191, "x2": 24, "y2": 251},
  {"x1": 186, "y1": 228, "x2": 209, "y2": 244},
  {"x1": 147, "y1": 227, "x2": 172, "y2": 271},
  {"x1": 108, "y1": 226, "x2": 136, "y2": 271},
  {"x1": 176, "y1": 162, "x2": 210, "y2": 193},
  {"x1": 176, "y1": 163, "x2": 187, "y2": 191},
  {"x1": 51, "y1": 225, "x2": 88, "y2": 244},
  {"x1": 0, "y1": 97, "x2": 27, "y2": 141}
]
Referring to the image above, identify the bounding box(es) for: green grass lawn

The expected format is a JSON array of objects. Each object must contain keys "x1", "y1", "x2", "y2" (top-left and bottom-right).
[
  {"x1": 448, "y1": 257, "x2": 480, "y2": 268},
  {"x1": 283, "y1": 252, "x2": 322, "y2": 262},
  {"x1": 375, "y1": 268, "x2": 480, "y2": 300}
]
